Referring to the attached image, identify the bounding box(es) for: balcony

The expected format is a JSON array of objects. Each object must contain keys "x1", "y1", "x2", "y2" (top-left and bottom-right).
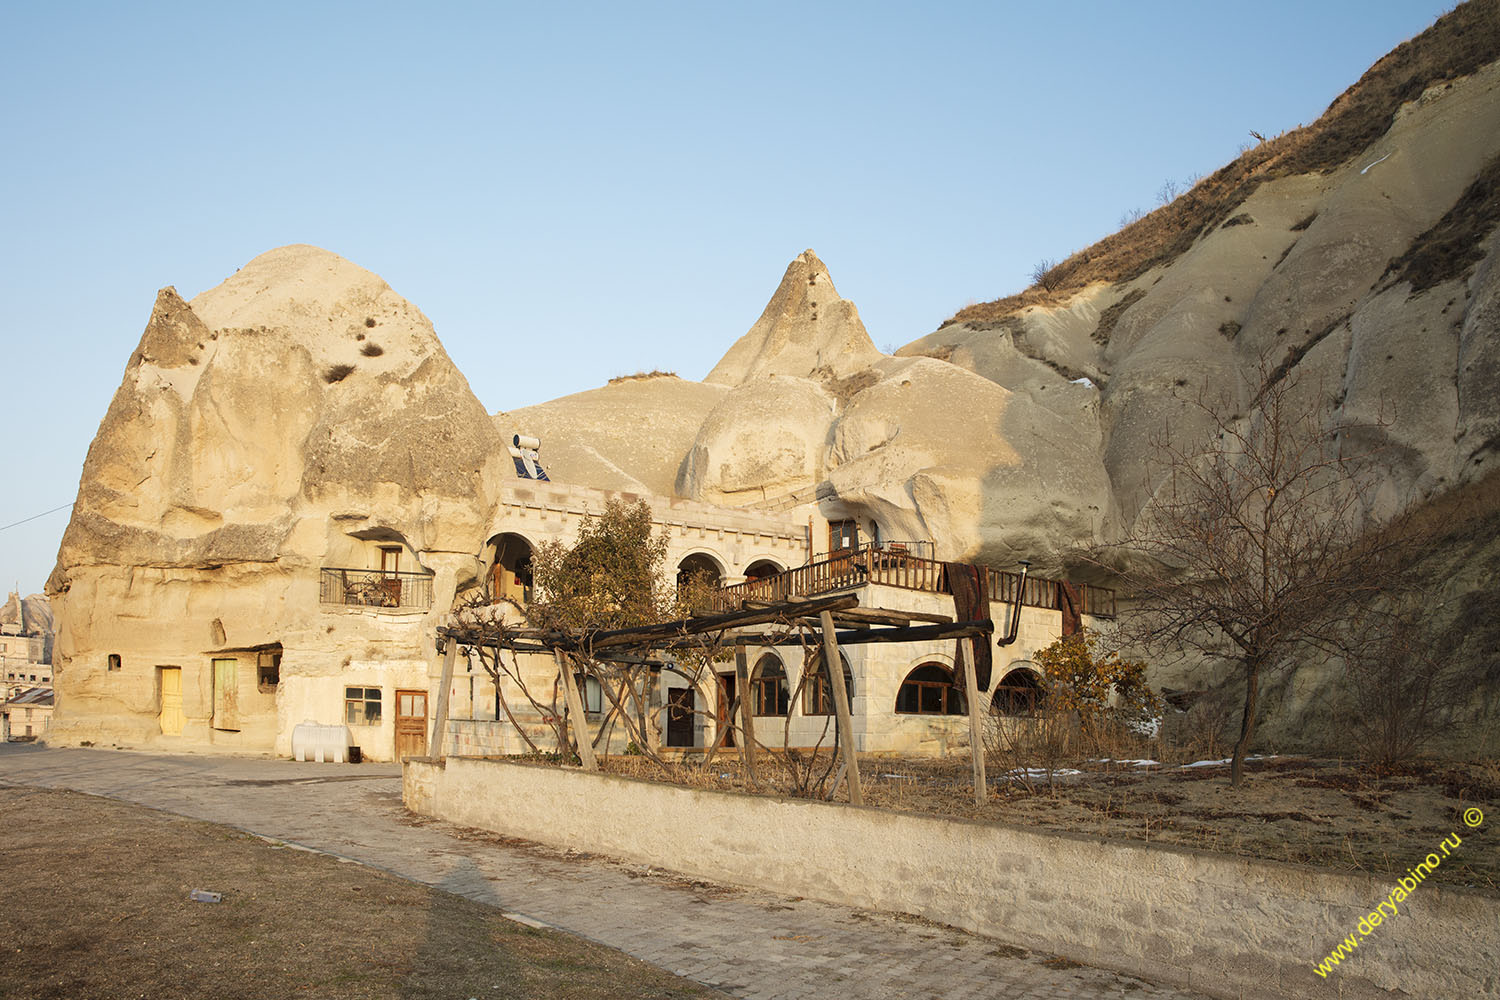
[
  {"x1": 320, "y1": 568, "x2": 434, "y2": 611},
  {"x1": 715, "y1": 543, "x2": 1115, "y2": 617}
]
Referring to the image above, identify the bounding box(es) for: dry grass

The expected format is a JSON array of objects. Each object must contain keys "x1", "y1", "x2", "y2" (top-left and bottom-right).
[
  {"x1": 0, "y1": 787, "x2": 720, "y2": 1000},
  {"x1": 584, "y1": 747, "x2": 1498, "y2": 893},
  {"x1": 608, "y1": 369, "x2": 678, "y2": 384},
  {"x1": 1382, "y1": 150, "x2": 1500, "y2": 291},
  {"x1": 946, "y1": 0, "x2": 1500, "y2": 329}
]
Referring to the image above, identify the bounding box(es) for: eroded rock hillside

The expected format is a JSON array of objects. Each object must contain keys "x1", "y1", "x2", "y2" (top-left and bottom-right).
[
  {"x1": 520, "y1": 2, "x2": 1500, "y2": 579},
  {"x1": 509, "y1": 3, "x2": 1500, "y2": 750}
]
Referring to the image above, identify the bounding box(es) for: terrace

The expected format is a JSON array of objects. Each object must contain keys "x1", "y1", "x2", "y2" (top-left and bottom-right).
[{"x1": 714, "y1": 542, "x2": 1114, "y2": 617}]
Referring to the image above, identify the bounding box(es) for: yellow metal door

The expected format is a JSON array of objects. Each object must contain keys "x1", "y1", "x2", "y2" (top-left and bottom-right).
[{"x1": 159, "y1": 667, "x2": 184, "y2": 735}]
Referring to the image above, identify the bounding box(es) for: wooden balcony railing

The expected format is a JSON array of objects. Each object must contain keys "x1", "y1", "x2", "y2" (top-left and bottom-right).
[
  {"x1": 714, "y1": 544, "x2": 1115, "y2": 618},
  {"x1": 320, "y1": 568, "x2": 434, "y2": 610}
]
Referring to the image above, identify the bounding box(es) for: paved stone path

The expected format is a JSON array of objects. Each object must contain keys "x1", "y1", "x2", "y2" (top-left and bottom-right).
[{"x1": 0, "y1": 745, "x2": 1214, "y2": 999}]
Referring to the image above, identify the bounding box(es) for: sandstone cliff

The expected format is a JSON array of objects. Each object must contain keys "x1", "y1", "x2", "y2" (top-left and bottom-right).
[{"x1": 49, "y1": 245, "x2": 507, "y2": 746}]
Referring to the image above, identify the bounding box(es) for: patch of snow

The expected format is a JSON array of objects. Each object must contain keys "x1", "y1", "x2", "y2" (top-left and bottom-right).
[
  {"x1": 1180, "y1": 755, "x2": 1280, "y2": 768},
  {"x1": 1069, "y1": 376, "x2": 1095, "y2": 388},
  {"x1": 1126, "y1": 716, "x2": 1162, "y2": 738},
  {"x1": 1360, "y1": 152, "x2": 1392, "y2": 175},
  {"x1": 1001, "y1": 767, "x2": 1082, "y2": 781}
]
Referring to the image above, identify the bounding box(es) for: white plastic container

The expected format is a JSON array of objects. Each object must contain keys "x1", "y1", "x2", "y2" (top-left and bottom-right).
[{"x1": 291, "y1": 721, "x2": 353, "y2": 763}]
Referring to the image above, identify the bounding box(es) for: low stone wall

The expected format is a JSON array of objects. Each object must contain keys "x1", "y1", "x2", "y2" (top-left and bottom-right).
[{"x1": 403, "y1": 757, "x2": 1499, "y2": 1000}]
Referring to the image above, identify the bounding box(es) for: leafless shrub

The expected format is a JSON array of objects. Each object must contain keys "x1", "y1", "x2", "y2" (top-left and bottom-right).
[
  {"x1": 1341, "y1": 603, "x2": 1467, "y2": 770},
  {"x1": 323, "y1": 363, "x2": 355, "y2": 384},
  {"x1": 1030, "y1": 258, "x2": 1061, "y2": 290}
]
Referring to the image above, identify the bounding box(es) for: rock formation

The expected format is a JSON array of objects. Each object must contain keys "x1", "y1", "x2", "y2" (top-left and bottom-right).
[
  {"x1": 49, "y1": 245, "x2": 507, "y2": 750},
  {"x1": 47, "y1": 3, "x2": 1500, "y2": 758},
  {"x1": 705, "y1": 250, "x2": 883, "y2": 386}
]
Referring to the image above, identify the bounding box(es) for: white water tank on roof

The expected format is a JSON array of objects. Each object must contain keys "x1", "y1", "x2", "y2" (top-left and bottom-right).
[{"x1": 291, "y1": 721, "x2": 353, "y2": 763}]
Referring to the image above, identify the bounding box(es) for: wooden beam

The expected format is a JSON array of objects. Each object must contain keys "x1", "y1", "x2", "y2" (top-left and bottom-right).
[
  {"x1": 556, "y1": 649, "x2": 598, "y2": 771},
  {"x1": 807, "y1": 606, "x2": 954, "y2": 627},
  {"x1": 819, "y1": 610, "x2": 862, "y2": 806},
  {"x1": 428, "y1": 639, "x2": 457, "y2": 762},
  {"x1": 960, "y1": 636, "x2": 987, "y2": 807},
  {"x1": 586, "y1": 593, "x2": 859, "y2": 651},
  {"x1": 720, "y1": 619, "x2": 992, "y2": 648},
  {"x1": 735, "y1": 645, "x2": 757, "y2": 785}
]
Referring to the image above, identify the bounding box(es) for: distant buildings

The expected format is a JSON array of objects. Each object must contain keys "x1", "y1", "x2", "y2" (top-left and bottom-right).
[{"x1": 2, "y1": 590, "x2": 54, "y2": 740}]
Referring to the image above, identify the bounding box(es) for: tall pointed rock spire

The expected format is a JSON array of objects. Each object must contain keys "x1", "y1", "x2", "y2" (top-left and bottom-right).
[{"x1": 705, "y1": 250, "x2": 883, "y2": 386}]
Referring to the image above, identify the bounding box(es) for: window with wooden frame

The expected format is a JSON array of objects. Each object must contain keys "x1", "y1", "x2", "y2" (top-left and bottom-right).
[
  {"x1": 345, "y1": 686, "x2": 382, "y2": 725},
  {"x1": 750, "y1": 653, "x2": 789, "y2": 717},
  {"x1": 801, "y1": 651, "x2": 856, "y2": 716},
  {"x1": 991, "y1": 667, "x2": 1045, "y2": 717},
  {"x1": 257, "y1": 652, "x2": 281, "y2": 692},
  {"x1": 895, "y1": 663, "x2": 966, "y2": 715},
  {"x1": 574, "y1": 673, "x2": 604, "y2": 715}
]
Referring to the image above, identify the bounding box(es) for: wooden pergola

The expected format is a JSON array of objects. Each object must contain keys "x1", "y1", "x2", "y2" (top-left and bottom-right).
[{"x1": 430, "y1": 592, "x2": 998, "y2": 805}]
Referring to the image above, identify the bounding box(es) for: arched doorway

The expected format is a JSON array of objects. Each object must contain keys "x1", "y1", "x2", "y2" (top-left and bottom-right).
[
  {"x1": 743, "y1": 559, "x2": 783, "y2": 582},
  {"x1": 677, "y1": 552, "x2": 724, "y2": 589},
  {"x1": 488, "y1": 533, "x2": 534, "y2": 605}
]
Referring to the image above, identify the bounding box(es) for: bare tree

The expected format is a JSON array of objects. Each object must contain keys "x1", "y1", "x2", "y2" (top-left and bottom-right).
[
  {"x1": 1156, "y1": 178, "x2": 1182, "y2": 206},
  {"x1": 1100, "y1": 361, "x2": 1411, "y2": 786}
]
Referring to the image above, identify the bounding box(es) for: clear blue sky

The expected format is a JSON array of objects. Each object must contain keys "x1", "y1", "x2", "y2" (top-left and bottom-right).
[{"x1": 0, "y1": 1, "x2": 1455, "y2": 596}]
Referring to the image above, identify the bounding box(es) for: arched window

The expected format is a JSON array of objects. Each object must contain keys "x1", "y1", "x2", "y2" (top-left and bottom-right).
[
  {"x1": 750, "y1": 653, "x2": 789, "y2": 717},
  {"x1": 489, "y1": 533, "x2": 534, "y2": 605},
  {"x1": 895, "y1": 663, "x2": 965, "y2": 715},
  {"x1": 991, "y1": 667, "x2": 1046, "y2": 717},
  {"x1": 802, "y1": 650, "x2": 855, "y2": 716}
]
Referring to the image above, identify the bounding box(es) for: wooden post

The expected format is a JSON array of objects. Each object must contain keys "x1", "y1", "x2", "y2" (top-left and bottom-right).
[
  {"x1": 819, "y1": 610, "x2": 863, "y2": 806},
  {"x1": 961, "y1": 637, "x2": 987, "y2": 806},
  {"x1": 429, "y1": 639, "x2": 457, "y2": 762},
  {"x1": 556, "y1": 649, "x2": 598, "y2": 771},
  {"x1": 735, "y1": 645, "x2": 758, "y2": 784}
]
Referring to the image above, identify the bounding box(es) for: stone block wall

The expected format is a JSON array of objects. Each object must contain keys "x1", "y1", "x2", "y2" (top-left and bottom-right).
[{"x1": 404, "y1": 757, "x2": 1500, "y2": 1000}]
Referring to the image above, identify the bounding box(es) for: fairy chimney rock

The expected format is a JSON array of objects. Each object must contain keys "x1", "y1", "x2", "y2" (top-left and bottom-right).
[{"x1": 705, "y1": 250, "x2": 884, "y2": 387}]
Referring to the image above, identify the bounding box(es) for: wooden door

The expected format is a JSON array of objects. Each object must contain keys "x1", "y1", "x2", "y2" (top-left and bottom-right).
[
  {"x1": 666, "y1": 688, "x2": 695, "y2": 747},
  {"x1": 159, "y1": 667, "x2": 184, "y2": 735},
  {"x1": 395, "y1": 688, "x2": 428, "y2": 760},
  {"x1": 212, "y1": 658, "x2": 239, "y2": 731},
  {"x1": 715, "y1": 673, "x2": 736, "y2": 748}
]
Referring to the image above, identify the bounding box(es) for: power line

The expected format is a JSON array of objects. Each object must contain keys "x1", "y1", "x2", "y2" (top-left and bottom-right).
[{"x1": 0, "y1": 503, "x2": 75, "y2": 534}]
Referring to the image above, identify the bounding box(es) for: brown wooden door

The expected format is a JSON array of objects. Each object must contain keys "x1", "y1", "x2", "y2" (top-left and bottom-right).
[
  {"x1": 715, "y1": 673, "x2": 736, "y2": 748},
  {"x1": 395, "y1": 689, "x2": 428, "y2": 760},
  {"x1": 666, "y1": 688, "x2": 695, "y2": 747}
]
